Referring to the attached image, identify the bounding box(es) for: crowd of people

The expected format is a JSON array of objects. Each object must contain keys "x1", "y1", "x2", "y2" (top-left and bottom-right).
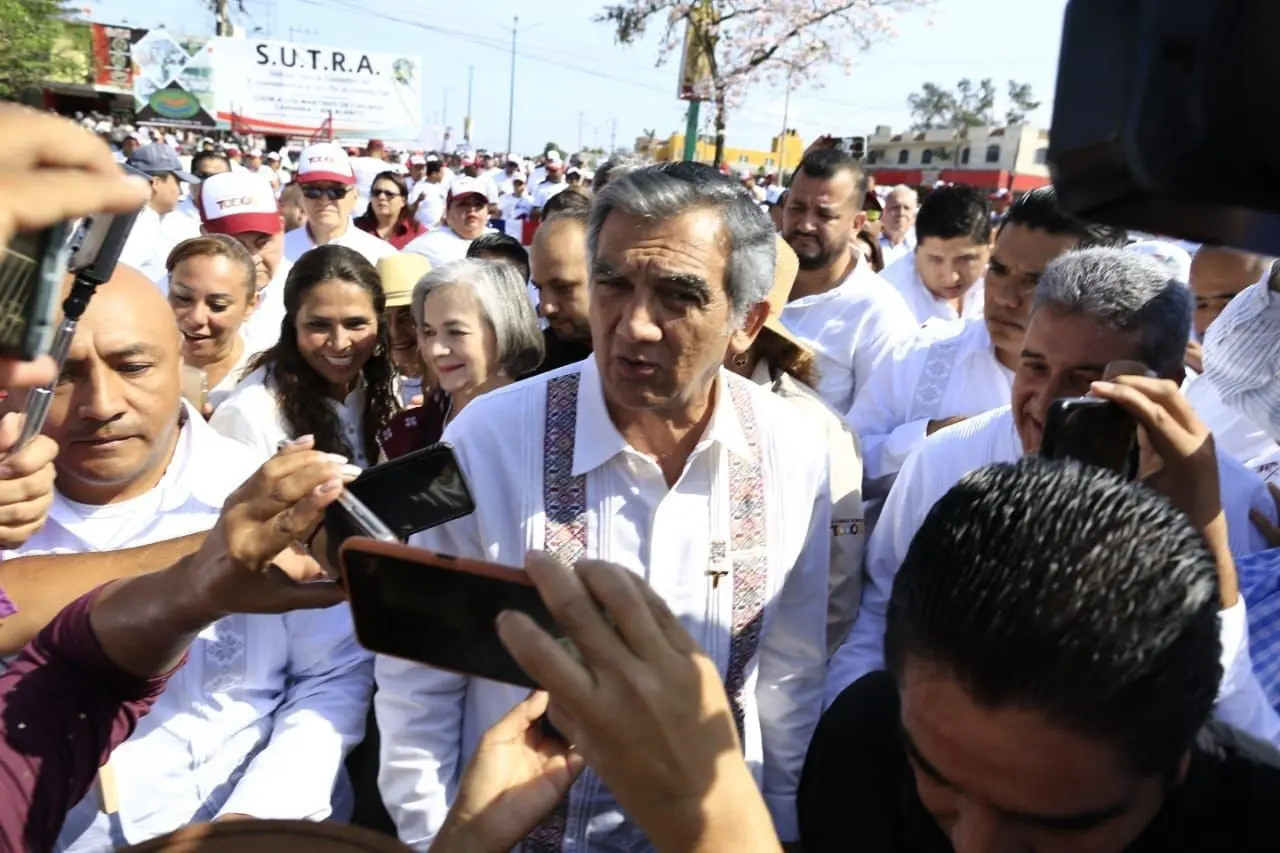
[{"x1": 4, "y1": 95, "x2": 1280, "y2": 853}]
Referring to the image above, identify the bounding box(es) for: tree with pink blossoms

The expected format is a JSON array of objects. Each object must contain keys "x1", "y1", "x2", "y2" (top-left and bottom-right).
[{"x1": 596, "y1": 0, "x2": 935, "y2": 166}]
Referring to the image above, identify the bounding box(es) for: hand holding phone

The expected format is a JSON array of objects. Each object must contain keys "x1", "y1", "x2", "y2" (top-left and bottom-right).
[{"x1": 1039, "y1": 396, "x2": 1140, "y2": 480}]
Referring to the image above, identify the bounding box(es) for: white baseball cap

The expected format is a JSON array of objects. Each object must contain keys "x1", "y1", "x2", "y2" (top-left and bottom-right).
[
  {"x1": 248, "y1": 148, "x2": 263, "y2": 158},
  {"x1": 448, "y1": 176, "x2": 490, "y2": 204},
  {"x1": 196, "y1": 172, "x2": 282, "y2": 236},
  {"x1": 409, "y1": 154, "x2": 427, "y2": 166},
  {"x1": 296, "y1": 142, "x2": 356, "y2": 185}
]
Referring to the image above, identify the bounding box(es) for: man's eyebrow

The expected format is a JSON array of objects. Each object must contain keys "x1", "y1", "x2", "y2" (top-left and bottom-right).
[
  {"x1": 592, "y1": 259, "x2": 624, "y2": 279},
  {"x1": 900, "y1": 724, "x2": 954, "y2": 788},
  {"x1": 107, "y1": 343, "x2": 163, "y2": 360},
  {"x1": 1020, "y1": 347, "x2": 1046, "y2": 361},
  {"x1": 657, "y1": 272, "x2": 711, "y2": 301}
]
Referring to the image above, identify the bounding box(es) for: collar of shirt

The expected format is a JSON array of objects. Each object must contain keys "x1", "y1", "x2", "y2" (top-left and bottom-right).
[
  {"x1": 46, "y1": 401, "x2": 255, "y2": 538},
  {"x1": 570, "y1": 355, "x2": 754, "y2": 477}
]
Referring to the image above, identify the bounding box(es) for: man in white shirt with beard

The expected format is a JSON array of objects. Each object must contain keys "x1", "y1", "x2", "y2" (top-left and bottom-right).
[
  {"x1": 194, "y1": 171, "x2": 292, "y2": 357},
  {"x1": 879, "y1": 184, "x2": 990, "y2": 325},
  {"x1": 376, "y1": 163, "x2": 831, "y2": 850},
  {"x1": 282, "y1": 142, "x2": 396, "y2": 266},
  {"x1": 827, "y1": 247, "x2": 1280, "y2": 745},
  {"x1": 851, "y1": 186, "x2": 1129, "y2": 493},
  {"x1": 3, "y1": 266, "x2": 373, "y2": 850},
  {"x1": 401, "y1": 177, "x2": 494, "y2": 267},
  {"x1": 779, "y1": 149, "x2": 917, "y2": 416}
]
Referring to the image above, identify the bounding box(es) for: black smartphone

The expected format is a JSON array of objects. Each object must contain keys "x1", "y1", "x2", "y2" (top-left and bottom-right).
[
  {"x1": 340, "y1": 538, "x2": 564, "y2": 689},
  {"x1": 1040, "y1": 397, "x2": 1140, "y2": 480},
  {"x1": 324, "y1": 442, "x2": 475, "y2": 545},
  {"x1": 0, "y1": 223, "x2": 71, "y2": 361}
]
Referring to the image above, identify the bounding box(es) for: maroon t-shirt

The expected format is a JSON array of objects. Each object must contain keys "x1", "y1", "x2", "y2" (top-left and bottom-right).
[{"x1": 0, "y1": 587, "x2": 174, "y2": 853}]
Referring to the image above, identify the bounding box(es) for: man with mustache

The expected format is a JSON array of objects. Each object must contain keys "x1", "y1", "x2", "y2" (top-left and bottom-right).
[
  {"x1": 850, "y1": 186, "x2": 1128, "y2": 493},
  {"x1": 4, "y1": 265, "x2": 372, "y2": 851},
  {"x1": 779, "y1": 149, "x2": 917, "y2": 416},
  {"x1": 828, "y1": 248, "x2": 1280, "y2": 745}
]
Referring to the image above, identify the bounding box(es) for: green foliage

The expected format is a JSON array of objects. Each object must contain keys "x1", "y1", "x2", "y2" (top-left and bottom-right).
[
  {"x1": 543, "y1": 141, "x2": 563, "y2": 156},
  {"x1": 0, "y1": 0, "x2": 77, "y2": 100},
  {"x1": 1004, "y1": 80, "x2": 1042, "y2": 126},
  {"x1": 908, "y1": 78, "x2": 1043, "y2": 133}
]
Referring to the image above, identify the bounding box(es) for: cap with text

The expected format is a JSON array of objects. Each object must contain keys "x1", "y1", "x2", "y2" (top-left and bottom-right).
[
  {"x1": 296, "y1": 142, "x2": 357, "y2": 185},
  {"x1": 197, "y1": 172, "x2": 283, "y2": 236}
]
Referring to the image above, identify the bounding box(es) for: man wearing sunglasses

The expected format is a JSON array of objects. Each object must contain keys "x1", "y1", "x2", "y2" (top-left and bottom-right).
[{"x1": 281, "y1": 142, "x2": 396, "y2": 265}]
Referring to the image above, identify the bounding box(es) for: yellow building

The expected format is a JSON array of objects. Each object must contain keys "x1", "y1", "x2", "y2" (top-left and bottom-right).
[{"x1": 645, "y1": 130, "x2": 806, "y2": 174}]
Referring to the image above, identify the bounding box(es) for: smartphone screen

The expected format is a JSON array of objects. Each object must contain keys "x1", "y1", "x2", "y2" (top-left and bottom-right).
[
  {"x1": 325, "y1": 442, "x2": 475, "y2": 545},
  {"x1": 0, "y1": 224, "x2": 70, "y2": 361},
  {"x1": 1040, "y1": 397, "x2": 1140, "y2": 479},
  {"x1": 342, "y1": 542, "x2": 562, "y2": 688}
]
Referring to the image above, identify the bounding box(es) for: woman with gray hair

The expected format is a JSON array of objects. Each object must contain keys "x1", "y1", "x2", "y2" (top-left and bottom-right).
[{"x1": 377, "y1": 258, "x2": 545, "y2": 458}]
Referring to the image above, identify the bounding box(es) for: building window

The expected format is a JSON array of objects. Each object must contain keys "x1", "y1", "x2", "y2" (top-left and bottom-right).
[
  {"x1": 921, "y1": 149, "x2": 934, "y2": 165},
  {"x1": 985, "y1": 144, "x2": 1001, "y2": 163},
  {"x1": 897, "y1": 149, "x2": 909, "y2": 165},
  {"x1": 1034, "y1": 146, "x2": 1048, "y2": 165},
  {"x1": 960, "y1": 147, "x2": 970, "y2": 165},
  {"x1": 737, "y1": 154, "x2": 750, "y2": 165},
  {"x1": 764, "y1": 158, "x2": 775, "y2": 169}
]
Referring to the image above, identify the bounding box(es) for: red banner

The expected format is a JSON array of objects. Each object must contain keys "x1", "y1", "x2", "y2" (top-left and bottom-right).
[{"x1": 91, "y1": 24, "x2": 141, "y2": 90}]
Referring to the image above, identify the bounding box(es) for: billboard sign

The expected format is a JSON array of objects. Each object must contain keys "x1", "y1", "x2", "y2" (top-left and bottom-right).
[
  {"x1": 130, "y1": 29, "x2": 218, "y2": 128},
  {"x1": 213, "y1": 38, "x2": 422, "y2": 139}
]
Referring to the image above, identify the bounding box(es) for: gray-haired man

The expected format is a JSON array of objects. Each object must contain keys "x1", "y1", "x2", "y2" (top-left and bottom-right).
[
  {"x1": 827, "y1": 247, "x2": 1280, "y2": 745},
  {"x1": 376, "y1": 162, "x2": 832, "y2": 850}
]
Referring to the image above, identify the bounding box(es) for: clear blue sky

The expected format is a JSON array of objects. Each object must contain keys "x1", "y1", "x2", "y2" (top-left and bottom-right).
[{"x1": 82, "y1": 0, "x2": 1069, "y2": 155}]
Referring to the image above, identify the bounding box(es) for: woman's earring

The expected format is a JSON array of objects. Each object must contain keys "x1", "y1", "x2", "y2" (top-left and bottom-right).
[{"x1": 732, "y1": 352, "x2": 749, "y2": 368}]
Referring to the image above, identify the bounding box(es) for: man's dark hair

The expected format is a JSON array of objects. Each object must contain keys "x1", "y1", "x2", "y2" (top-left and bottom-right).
[
  {"x1": 790, "y1": 149, "x2": 868, "y2": 209},
  {"x1": 885, "y1": 458, "x2": 1221, "y2": 776},
  {"x1": 426, "y1": 161, "x2": 443, "y2": 177},
  {"x1": 915, "y1": 185, "x2": 992, "y2": 245},
  {"x1": 191, "y1": 151, "x2": 231, "y2": 177},
  {"x1": 467, "y1": 232, "x2": 530, "y2": 282},
  {"x1": 1001, "y1": 185, "x2": 1128, "y2": 248},
  {"x1": 540, "y1": 187, "x2": 591, "y2": 219}
]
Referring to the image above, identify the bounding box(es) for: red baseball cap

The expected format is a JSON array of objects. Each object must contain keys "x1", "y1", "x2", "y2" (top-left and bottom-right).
[{"x1": 196, "y1": 172, "x2": 283, "y2": 235}]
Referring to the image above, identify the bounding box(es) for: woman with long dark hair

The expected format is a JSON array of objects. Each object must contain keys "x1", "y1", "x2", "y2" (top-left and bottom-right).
[
  {"x1": 353, "y1": 170, "x2": 426, "y2": 250},
  {"x1": 210, "y1": 244, "x2": 399, "y2": 466}
]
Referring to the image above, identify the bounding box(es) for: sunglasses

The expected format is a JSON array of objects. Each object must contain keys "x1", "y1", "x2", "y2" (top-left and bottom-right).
[
  {"x1": 371, "y1": 188, "x2": 403, "y2": 199},
  {"x1": 301, "y1": 186, "x2": 351, "y2": 201}
]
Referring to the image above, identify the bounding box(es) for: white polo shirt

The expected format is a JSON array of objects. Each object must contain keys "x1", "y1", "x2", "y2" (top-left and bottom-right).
[{"x1": 282, "y1": 222, "x2": 396, "y2": 266}]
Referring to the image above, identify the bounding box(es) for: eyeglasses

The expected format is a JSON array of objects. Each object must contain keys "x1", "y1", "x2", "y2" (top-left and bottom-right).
[
  {"x1": 301, "y1": 186, "x2": 351, "y2": 201},
  {"x1": 370, "y1": 188, "x2": 403, "y2": 199}
]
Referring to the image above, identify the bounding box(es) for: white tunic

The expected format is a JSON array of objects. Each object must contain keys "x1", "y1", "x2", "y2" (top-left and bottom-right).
[
  {"x1": 4, "y1": 406, "x2": 372, "y2": 849},
  {"x1": 119, "y1": 206, "x2": 200, "y2": 286},
  {"x1": 281, "y1": 221, "x2": 397, "y2": 265},
  {"x1": 878, "y1": 230, "x2": 916, "y2": 267},
  {"x1": 1185, "y1": 371, "x2": 1279, "y2": 471},
  {"x1": 880, "y1": 253, "x2": 985, "y2": 326},
  {"x1": 1203, "y1": 278, "x2": 1280, "y2": 440},
  {"x1": 826, "y1": 405, "x2": 1280, "y2": 746},
  {"x1": 779, "y1": 256, "x2": 918, "y2": 417},
  {"x1": 849, "y1": 317, "x2": 1013, "y2": 485},
  {"x1": 375, "y1": 356, "x2": 831, "y2": 848},
  {"x1": 210, "y1": 365, "x2": 372, "y2": 468}
]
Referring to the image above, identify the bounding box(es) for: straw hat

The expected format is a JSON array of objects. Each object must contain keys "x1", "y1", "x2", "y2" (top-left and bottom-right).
[
  {"x1": 761, "y1": 234, "x2": 808, "y2": 353},
  {"x1": 378, "y1": 253, "x2": 433, "y2": 309}
]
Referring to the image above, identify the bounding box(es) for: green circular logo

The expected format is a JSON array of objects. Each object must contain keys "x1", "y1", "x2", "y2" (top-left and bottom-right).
[{"x1": 150, "y1": 89, "x2": 200, "y2": 119}]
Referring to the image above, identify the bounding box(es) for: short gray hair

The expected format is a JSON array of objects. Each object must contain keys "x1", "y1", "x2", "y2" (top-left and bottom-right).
[
  {"x1": 1032, "y1": 247, "x2": 1192, "y2": 376},
  {"x1": 411, "y1": 258, "x2": 545, "y2": 378},
  {"x1": 592, "y1": 156, "x2": 642, "y2": 193},
  {"x1": 588, "y1": 162, "x2": 775, "y2": 325}
]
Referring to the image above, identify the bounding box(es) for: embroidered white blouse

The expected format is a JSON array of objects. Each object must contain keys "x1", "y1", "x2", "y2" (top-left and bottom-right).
[
  {"x1": 779, "y1": 255, "x2": 918, "y2": 417},
  {"x1": 849, "y1": 317, "x2": 1014, "y2": 485},
  {"x1": 826, "y1": 405, "x2": 1280, "y2": 747},
  {"x1": 4, "y1": 405, "x2": 373, "y2": 849},
  {"x1": 375, "y1": 356, "x2": 831, "y2": 848}
]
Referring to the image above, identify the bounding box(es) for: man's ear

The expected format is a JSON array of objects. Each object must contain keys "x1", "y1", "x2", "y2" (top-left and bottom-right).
[{"x1": 729, "y1": 300, "x2": 770, "y2": 356}]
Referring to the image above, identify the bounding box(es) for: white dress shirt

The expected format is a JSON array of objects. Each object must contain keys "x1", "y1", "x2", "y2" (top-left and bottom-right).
[
  {"x1": 120, "y1": 206, "x2": 200, "y2": 285},
  {"x1": 879, "y1": 253, "x2": 985, "y2": 326},
  {"x1": 779, "y1": 255, "x2": 918, "y2": 416},
  {"x1": 240, "y1": 260, "x2": 293, "y2": 358},
  {"x1": 878, "y1": 229, "x2": 916, "y2": 267},
  {"x1": 1203, "y1": 275, "x2": 1280, "y2": 441},
  {"x1": 282, "y1": 221, "x2": 397, "y2": 266},
  {"x1": 532, "y1": 180, "x2": 568, "y2": 209},
  {"x1": 210, "y1": 365, "x2": 373, "y2": 467},
  {"x1": 1185, "y1": 371, "x2": 1279, "y2": 470},
  {"x1": 207, "y1": 345, "x2": 254, "y2": 412},
  {"x1": 4, "y1": 406, "x2": 372, "y2": 849},
  {"x1": 375, "y1": 357, "x2": 831, "y2": 848},
  {"x1": 825, "y1": 405, "x2": 1280, "y2": 746},
  {"x1": 849, "y1": 317, "x2": 1014, "y2": 485},
  {"x1": 409, "y1": 181, "x2": 448, "y2": 228}
]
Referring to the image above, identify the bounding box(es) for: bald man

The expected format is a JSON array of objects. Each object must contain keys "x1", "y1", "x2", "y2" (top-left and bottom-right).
[
  {"x1": 879, "y1": 185, "x2": 918, "y2": 265},
  {"x1": 3, "y1": 264, "x2": 373, "y2": 851},
  {"x1": 1184, "y1": 248, "x2": 1279, "y2": 467}
]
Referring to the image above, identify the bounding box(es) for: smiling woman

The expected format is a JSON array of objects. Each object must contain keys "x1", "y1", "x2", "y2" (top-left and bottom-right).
[{"x1": 208, "y1": 245, "x2": 400, "y2": 467}]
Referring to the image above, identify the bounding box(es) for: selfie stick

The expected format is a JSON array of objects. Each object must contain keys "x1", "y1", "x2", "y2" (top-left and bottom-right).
[{"x1": 9, "y1": 201, "x2": 142, "y2": 456}]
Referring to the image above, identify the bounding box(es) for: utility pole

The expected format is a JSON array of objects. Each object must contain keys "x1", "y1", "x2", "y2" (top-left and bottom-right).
[
  {"x1": 464, "y1": 66, "x2": 474, "y2": 145},
  {"x1": 215, "y1": 0, "x2": 229, "y2": 35},
  {"x1": 442, "y1": 88, "x2": 449, "y2": 150},
  {"x1": 778, "y1": 67, "x2": 792, "y2": 172},
  {"x1": 578, "y1": 112, "x2": 585, "y2": 153},
  {"x1": 506, "y1": 16, "x2": 517, "y2": 156},
  {"x1": 610, "y1": 118, "x2": 617, "y2": 156}
]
